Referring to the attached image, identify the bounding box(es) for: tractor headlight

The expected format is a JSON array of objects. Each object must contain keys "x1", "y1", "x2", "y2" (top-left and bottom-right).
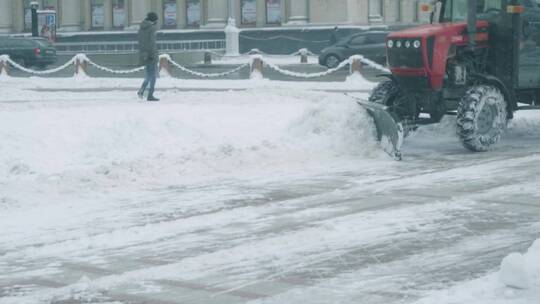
[
  {"x1": 387, "y1": 40, "x2": 394, "y2": 48},
  {"x1": 405, "y1": 40, "x2": 411, "y2": 48},
  {"x1": 396, "y1": 40, "x2": 402, "y2": 48},
  {"x1": 413, "y1": 40, "x2": 421, "y2": 48}
]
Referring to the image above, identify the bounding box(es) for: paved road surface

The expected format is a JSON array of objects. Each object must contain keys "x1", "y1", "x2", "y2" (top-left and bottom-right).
[{"x1": 0, "y1": 89, "x2": 539, "y2": 304}]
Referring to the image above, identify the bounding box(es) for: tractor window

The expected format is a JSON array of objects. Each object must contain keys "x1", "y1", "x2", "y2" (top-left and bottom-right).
[
  {"x1": 520, "y1": 0, "x2": 540, "y2": 88},
  {"x1": 524, "y1": 0, "x2": 540, "y2": 7},
  {"x1": 482, "y1": 0, "x2": 502, "y2": 11},
  {"x1": 443, "y1": 0, "x2": 468, "y2": 21},
  {"x1": 442, "y1": 0, "x2": 502, "y2": 22}
]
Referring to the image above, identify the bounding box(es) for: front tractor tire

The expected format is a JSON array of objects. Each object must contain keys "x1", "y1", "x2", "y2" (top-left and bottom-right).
[
  {"x1": 456, "y1": 85, "x2": 508, "y2": 152},
  {"x1": 368, "y1": 79, "x2": 399, "y2": 105}
]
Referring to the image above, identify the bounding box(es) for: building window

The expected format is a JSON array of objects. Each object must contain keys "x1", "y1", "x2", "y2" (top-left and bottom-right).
[
  {"x1": 112, "y1": 0, "x2": 126, "y2": 29},
  {"x1": 369, "y1": 0, "x2": 383, "y2": 22},
  {"x1": 91, "y1": 0, "x2": 105, "y2": 29},
  {"x1": 266, "y1": 0, "x2": 281, "y2": 24},
  {"x1": 163, "y1": 0, "x2": 178, "y2": 28},
  {"x1": 241, "y1": 0, "x2": 257, "y2": 25},
  {"x1": 187, "y1": 0, "x2": 201, "y2": 27}
]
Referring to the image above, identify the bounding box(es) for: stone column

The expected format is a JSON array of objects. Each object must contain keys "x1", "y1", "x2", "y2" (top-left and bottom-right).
[
  {"x1": 152, "y1": 0, "x2": 163, "y2": 28},
  {"x1": 347, "y1": 0, "x2": 368, "y2": 24},
  {"x1": 177, "y1": 0, "x2": 187, "y2": 28},
  {"x1": 11, "y1": 1, "x2": 24, "y2": 33},
  {"x1": 103, "y1": 0, "x2": 113, "y2": 30},
  {"x1": 227, "y1": 0, "x2": 236, "y2": 21},
  {"x1": 82, "y1": 0, "x2": 92, "y2": 31},
  {"x1": 59, "y1": 0, "x2": 82, "y2": 31},
  {"x1": 383, "y1": 0, "x2": 400, "y2": 23},
  {"x1": 400, "y1": 0, "x2": 415, "y2": 23},
  {"x1": 204, "y1": 0, "x2": 228, "y2": 28},
  {"x1": 287, "y1": 0, "x2": 308, "y2": 25},
  {"x1": 0, "y1": 0, "x2": 13, "y2": 33}
]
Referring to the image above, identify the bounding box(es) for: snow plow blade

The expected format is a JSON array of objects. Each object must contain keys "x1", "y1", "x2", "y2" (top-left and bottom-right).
[{"x1": 355, "y1": 98, "x2": 404, "y2": 160}]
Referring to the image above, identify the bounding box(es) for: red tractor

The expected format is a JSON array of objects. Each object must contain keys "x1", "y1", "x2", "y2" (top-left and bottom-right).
[{"x1": 362, "y1": 0, "x2": 540, "y2": 159}]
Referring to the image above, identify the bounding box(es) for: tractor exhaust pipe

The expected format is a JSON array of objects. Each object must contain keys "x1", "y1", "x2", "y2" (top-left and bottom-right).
[{"x1": 468, "y1": 0, "x2": 477, "y2": 49}]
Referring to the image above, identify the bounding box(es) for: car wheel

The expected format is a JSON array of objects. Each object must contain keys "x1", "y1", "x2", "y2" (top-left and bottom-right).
[{"x1": 324, "y1": 54, "x2": 340, "y2": 68}]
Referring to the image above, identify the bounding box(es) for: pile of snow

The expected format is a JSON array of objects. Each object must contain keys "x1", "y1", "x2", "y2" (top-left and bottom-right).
[
  {"x1": 0, "y1": 89, "x2": 383, "y2": 188},
  {"x1": 415, "y1": 239, "x2": 540, "y2": 304},
  {"x1": 499, "y1": 240, "x2": 540, "y2": 290}
]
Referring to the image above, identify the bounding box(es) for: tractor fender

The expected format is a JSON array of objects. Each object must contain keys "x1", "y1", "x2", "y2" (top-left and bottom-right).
[
  {"x1": 375, "y1": 74, "x2": 397, "y2": 82},
  {"x1": 471, "y1": 73, "x2": 517, "y2": 117}
]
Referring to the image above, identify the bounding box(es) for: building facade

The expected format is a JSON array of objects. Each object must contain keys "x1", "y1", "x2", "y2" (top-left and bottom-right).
[{"x1": 0, "y1": 0, "x2": 431, "y2": 34}]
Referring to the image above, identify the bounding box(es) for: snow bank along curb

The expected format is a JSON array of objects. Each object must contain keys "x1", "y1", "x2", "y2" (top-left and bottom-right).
[{"x1": 414, "y1": 239, "x2": 540, "y2": 304}]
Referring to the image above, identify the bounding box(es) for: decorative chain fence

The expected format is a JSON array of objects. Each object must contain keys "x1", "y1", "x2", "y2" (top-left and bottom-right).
[{"x1": 0, "y1": 50, "x2": 390, "y2": 80}]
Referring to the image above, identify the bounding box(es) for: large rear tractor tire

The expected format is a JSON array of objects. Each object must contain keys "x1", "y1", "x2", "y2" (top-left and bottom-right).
[{"x1": 456, "y1": 85, "x2": 508, "y2": 152}]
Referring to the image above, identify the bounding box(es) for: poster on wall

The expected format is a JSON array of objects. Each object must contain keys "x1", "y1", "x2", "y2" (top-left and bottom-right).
[
  {"x1": 92, "y1": 5, "x2": 105, "y2": 28},
  {"x1": 37, "y1": 10, "x2": 56, "y2": 42},
  {"x1": 242, "y1": 0, "x2": 257, "y2": 24},
  {"x1": 187, "y1": 0, "x2": 201, "y2": 27},
  {"x1": 164, "y1": 0, "x2": 178, "y2": 27},
  {"x1": 113, "y1": 4, "x2": 126, "y2": 28},
  {"x1": 266, "y1": 0, "x2": 281, "y2": 24}
]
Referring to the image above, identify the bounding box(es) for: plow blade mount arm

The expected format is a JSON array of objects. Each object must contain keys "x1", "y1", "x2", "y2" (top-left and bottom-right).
[{"x1": 355, "y1": 97, "x2": 404, "y2": 160}]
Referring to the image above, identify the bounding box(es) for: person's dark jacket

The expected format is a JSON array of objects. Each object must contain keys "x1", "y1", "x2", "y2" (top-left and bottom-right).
[{"x1": 138, "y1": 19, "x2": 158, "y2": 65}]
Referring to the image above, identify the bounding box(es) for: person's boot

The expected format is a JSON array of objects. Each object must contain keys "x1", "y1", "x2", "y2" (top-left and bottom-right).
[
  {"x1": 137, "y1": 91, "x2": 144, "y2": 99},
  {"x1": 147, "y1": 96, "x2": 160, "y2": 101}
]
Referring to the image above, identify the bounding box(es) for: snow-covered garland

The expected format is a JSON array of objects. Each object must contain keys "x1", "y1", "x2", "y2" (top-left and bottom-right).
[
  {"x1": 0, "y1": 52, "x2": 390, "y2": 78},
  {"x1": 161, "y1": 54, "x2": 250, "y2": 78},
  {"x1": 2, "y1": 55, "x2": 77, "y2": 75},
  {"x1": 264, "y1": 57, "x2": 350, "y2": 78},
  {"x1": 79, "y1": 54, "x2": 145, "y2": 74},
  {"x1": 263, "y1": 55, "x2": 390, "y2": 79}
]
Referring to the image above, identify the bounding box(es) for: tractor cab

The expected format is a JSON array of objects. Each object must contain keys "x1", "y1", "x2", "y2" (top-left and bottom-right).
[{"x1": 360, "y1": 0, "x2": 540, "y2": 159}]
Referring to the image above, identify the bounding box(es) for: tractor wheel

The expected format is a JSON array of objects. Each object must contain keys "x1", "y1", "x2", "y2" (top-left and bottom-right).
[
  {"x1": 369, "y1": 79, "x2": 415, "y2": 122},
  {"x1": 368, "y1": 79, "x2": 399, "y2": 105},
  {"x1": 456, "y1": 85, "x2": 508, "y2": 152}
]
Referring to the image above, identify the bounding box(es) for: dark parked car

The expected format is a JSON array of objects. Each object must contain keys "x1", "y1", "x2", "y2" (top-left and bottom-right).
[
  {"x1": 0, "y1": 37, "x2": 57, "y2": 68},
  {"x1": 319, "y1": 31, "x2": 388, "y2": 68}
]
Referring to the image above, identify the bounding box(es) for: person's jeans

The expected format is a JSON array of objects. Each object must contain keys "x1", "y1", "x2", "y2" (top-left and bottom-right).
[{"x1": 138, "y1": 62, "x2": 157, "y2": 98}]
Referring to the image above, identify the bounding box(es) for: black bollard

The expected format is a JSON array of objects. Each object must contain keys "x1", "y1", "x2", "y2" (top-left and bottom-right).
[{"x1": 31, "y1": 2, "x2": 39, "y2": 37}]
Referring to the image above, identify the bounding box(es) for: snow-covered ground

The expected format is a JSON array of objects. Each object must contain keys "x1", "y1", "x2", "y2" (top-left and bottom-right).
[{"x1": 0, "y1": 77, "x2": 539, "y2": 304}]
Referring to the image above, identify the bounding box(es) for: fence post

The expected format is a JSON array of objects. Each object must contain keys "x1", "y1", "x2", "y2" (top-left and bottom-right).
[
  {"x1": 74, "y1": 55, "x2": 88, "y2": 77},
  {"x1": 299, "y1": 48, "x2": 308, "y2": 64},
  {"x1": 225, "y1": 18, "x2": 240, "y2": 57},
  {"x1": 0, "y1": 56, "x2": 9, "y2": 77},
  {"x1": 349, "y1": 56, "x2": 362, "y2": 76},
  {"x1": 249, "y1": 48, "x2": 261, "y2": 55},
  {"x1": 159, "y1": 55, "x2": 172, "y2": 78},
  {"x1": 250, "y1": 55, "x2": 264, "y2": 79}
]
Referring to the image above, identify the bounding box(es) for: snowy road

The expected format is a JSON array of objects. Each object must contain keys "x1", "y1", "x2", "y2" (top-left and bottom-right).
[{"x1": 0, "y1": 78, "x2": 539, "y2": 303}]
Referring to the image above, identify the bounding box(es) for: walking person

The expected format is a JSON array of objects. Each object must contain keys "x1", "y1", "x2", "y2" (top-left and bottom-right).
[{"x1": 137, "y1": 12, "x2": 160, "y2": 101}]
